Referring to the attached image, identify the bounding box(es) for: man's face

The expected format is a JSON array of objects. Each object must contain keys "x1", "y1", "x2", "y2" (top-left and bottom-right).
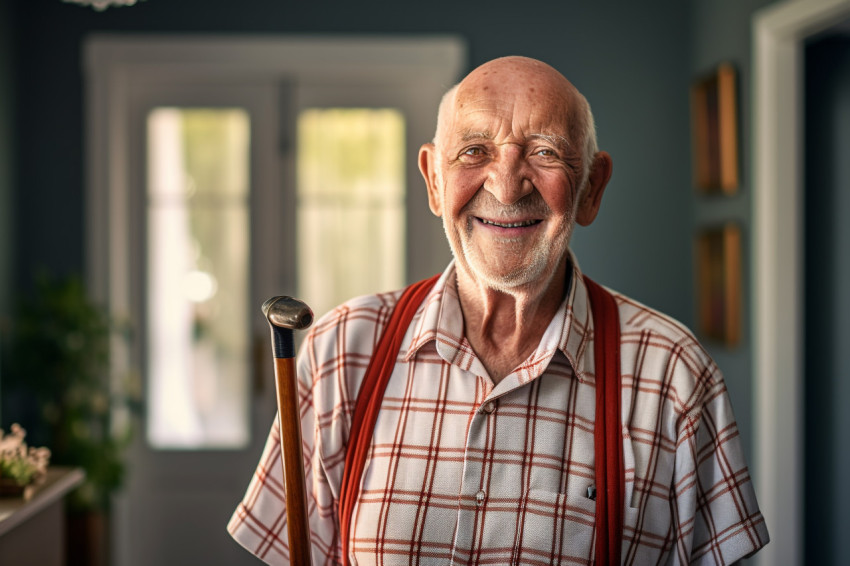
[{"x1": 424, "y1": 60, "x2": 586, "y2": 291}]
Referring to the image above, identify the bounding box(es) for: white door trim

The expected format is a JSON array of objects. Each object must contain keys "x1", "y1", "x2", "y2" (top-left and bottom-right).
[{"x1": 752, "y1": 1, "x2": 850, "y2": 564}]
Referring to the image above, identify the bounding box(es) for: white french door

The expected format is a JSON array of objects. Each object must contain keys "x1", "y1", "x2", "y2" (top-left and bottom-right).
[
  {"x1": 119, "y1": 81, "x2": 284, "y2": 566},
  {"x1": 84, "y1": 36, "x2": 464, "y2": 566}
]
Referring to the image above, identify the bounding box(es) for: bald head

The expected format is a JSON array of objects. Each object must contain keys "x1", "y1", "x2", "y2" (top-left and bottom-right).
[{"x1": 434, "y1": 56, "x2": 598, "y2": 188}]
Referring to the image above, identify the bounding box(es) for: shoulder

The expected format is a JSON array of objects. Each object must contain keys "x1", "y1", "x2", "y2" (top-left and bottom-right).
[
  {"x1": 304, "y1": 289, "x2": 403, "y2": 362},
  {"x1": 297, "y1": 290, "x2": 406, "y2": 432},
  {"x1": 314, "y1": 290, "x2": 403, "y2": 332},
  {"x1": 304, "y1": 270, "x2": 447, "y2": 362},
  {"x1": 607, "y1": 288, "x2": 721, "y2": 418},
  {"x1": 611, "y1": 290, "x2": 706, "y2": 355}
]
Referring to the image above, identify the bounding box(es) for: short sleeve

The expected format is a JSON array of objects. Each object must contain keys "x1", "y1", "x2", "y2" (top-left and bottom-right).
[
  {"x1": 227, "y1": 332, "x2": 342, "y2": 565},
  {"x1": 671, "y1": 377, "x2": 770, "y2": 565}
]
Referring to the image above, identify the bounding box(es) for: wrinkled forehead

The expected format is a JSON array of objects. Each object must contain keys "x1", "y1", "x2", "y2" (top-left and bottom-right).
[{"x1": 447, "y1": 63, "x2": 578, "y2": 143}]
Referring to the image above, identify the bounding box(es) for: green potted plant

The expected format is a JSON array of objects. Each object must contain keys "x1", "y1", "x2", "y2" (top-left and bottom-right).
[{"x1": 2, "y1": 273, "x2": 136, "y2": 565}]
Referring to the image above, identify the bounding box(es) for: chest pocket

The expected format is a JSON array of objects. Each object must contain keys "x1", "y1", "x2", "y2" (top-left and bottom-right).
[{"x1": 508, "y1": 489, "x2": 596, "y2": 565}]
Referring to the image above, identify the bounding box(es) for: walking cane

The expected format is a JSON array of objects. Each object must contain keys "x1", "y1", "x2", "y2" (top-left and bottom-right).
[{"x1": 262, "y1": 296, "x2": 314, "y2": 566}]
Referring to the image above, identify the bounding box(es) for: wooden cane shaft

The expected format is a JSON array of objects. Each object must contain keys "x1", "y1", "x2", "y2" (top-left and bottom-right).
[{"x1": 273, "y1": 356, "x2": 313, "y2": 565}]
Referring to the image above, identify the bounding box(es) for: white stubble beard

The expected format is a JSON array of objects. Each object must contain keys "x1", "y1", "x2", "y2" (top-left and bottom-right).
[{"x1": 444, "y1": 189, "x2": 576, "y2": 294}]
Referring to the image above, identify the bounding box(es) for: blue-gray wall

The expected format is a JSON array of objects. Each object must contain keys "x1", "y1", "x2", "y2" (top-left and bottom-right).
[
  {"x1": 0, "y1": 0, "x2": 15, "y2": 423},
  {"x1": 689, "y1": 0, "x2": 778, "y2": 464},
  {"x1": 805, "y1": 34, "x2": 850, "y2": 566},
  {"x1": 0, "y1": 0, "x2": 12, "y2": 311}
]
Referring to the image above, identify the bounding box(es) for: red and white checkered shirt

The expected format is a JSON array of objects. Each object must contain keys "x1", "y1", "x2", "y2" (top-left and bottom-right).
[{"x1": 228, "y1": 258, "x2": 768, "y2": 565}]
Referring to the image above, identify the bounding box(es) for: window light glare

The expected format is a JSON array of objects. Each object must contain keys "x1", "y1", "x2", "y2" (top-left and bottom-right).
[{"x1": 184, "y1": 270, "x2": 218, "y2": 303}]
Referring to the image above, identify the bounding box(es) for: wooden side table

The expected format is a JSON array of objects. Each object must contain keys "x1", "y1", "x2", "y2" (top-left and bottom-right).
[{"x1": 0, "y1": 467, "x2": 85, "y2": 566}]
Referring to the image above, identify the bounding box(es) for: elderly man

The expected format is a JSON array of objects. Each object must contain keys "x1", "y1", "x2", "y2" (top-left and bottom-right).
[{"x1": 228, "y1": 56, "x2": 768, "y2": 565}]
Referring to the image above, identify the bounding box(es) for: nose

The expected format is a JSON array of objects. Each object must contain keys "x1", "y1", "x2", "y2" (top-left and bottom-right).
[{"x1": 484, "y1": 145, "x2": 533, "y2": 205}]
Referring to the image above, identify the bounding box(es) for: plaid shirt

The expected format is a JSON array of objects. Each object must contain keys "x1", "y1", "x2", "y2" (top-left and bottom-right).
[{"x1": 228, "y1": 258, "x2": 768, "y2": 565}]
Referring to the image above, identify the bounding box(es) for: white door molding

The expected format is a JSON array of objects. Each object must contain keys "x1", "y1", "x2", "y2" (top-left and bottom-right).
[{"x1": 752, "y1": 1, "x2": 850, "y2": 564}]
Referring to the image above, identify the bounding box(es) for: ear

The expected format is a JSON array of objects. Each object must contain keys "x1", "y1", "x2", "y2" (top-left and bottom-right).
[
  {"x1": 576, "y1": 151, "x2": 613, "y2": 226},
  {"x1": 418, "y1": 143, "x2": 443, "y2": 216}
]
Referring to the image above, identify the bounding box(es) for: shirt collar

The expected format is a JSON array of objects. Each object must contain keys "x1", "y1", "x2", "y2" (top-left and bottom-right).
[{"x1": 404, "y1": 252, "x2": 595, "y2": 384}]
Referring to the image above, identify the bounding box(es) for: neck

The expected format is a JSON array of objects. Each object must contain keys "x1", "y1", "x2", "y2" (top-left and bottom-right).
[{"x1": 456, "y1": 256, "x2": 569, "y2": 385}]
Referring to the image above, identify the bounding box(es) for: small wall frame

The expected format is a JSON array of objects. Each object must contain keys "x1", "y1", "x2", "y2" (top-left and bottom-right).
[
  {"x1": 690, "y1": 63, "x2": 739, "y2": 194},
  {"x1": 695, "y1": 223, "x2": 742, "y2": 346}
]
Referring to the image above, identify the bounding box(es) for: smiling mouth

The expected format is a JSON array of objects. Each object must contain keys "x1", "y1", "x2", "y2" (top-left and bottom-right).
[{"x1": 476, "y1": 218, "x2": 542, "y2": 228}]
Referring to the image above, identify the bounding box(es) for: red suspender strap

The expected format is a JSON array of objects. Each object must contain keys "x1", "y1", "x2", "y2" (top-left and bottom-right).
[
  {"x1": 584, "y1": 275, "x2": 624, "y2": 565},
  {"x1": 337, "y1": 274, "x2": 622, "y2": 565},
  {"x1": 338, "y1": 274, "x2": 440, "y2": 565}
]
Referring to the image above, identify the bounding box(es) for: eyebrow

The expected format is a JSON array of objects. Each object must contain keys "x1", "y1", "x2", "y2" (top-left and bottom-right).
[
  {"x1": 530, "y1": 133, "x2": 571, "y2": 149},
  {"x1": 458, "y1": 130, "x2": 571, "y2": 149},
  {"x1": 460, "y1": 130, "x2": 492, "y2": 142}
]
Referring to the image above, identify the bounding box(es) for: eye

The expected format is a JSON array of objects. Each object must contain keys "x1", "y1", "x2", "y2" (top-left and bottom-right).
[
  {"x1": 456, "y1": 146, "x2": 488, "y2": 163},
  {"x1": 533, "y1": 148, "x2": 557, "y2": 158}
]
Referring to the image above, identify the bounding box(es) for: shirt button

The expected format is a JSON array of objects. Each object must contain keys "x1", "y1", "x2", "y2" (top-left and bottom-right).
[
  {"x1": 482, "y1": 401, "x2": 495, "y2": 414},
  {"x1": 475, "y1": 490, "x2": 486, "y2": 506}
]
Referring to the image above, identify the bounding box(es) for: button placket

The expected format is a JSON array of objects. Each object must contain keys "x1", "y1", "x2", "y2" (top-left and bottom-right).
[{"x1": 454, "y1": 397, "x2": 491, "y2": 555}]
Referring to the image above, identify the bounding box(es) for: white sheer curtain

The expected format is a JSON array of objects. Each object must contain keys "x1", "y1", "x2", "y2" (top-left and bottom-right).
[{"x1": 296, "y1": 108, "x2": 406, "y2": 320}]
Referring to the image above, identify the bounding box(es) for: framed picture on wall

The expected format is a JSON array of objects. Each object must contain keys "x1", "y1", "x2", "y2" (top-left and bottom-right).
[
  {"x1": 690, "y1": 63, "x2": 739, "y2": 194},
  {"x1": 695, "y1": 223, "x2": 741, "y2": 346}
]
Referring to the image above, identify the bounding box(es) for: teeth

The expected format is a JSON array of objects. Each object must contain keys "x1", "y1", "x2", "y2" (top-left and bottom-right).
[{"x1": 480, "y1": 218, "x2": 539, "y2": 228}]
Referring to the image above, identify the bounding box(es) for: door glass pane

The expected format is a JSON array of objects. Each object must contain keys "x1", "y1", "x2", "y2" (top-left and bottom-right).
[
  {"x1": 146, "y1": 108, "x2": 250, "y2": 449},
  {"x1": 297, "y1": 108, "x2": 405, "y2": 319}
]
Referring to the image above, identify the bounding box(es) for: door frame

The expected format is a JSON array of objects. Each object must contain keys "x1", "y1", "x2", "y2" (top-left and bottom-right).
[
  {"x1": 84, "y1": 33, "x2": 465, "y2": 315},
  {"x1": 84, "y1": 33, "x2": 465, "y2": 420},
  {"x1": 83, "y1": 35, "x2": 466, "y2": 564},
  {"x1": 752, "y1": 1, "x2": 850, "y2": 564}
]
